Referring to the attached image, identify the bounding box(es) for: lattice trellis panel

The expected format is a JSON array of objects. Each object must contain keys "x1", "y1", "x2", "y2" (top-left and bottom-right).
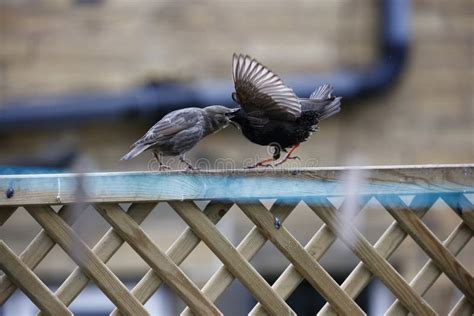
[
  {"x1": 1, "y1": 166, "x2": 474, "y2": 315},
  {"x1": 0, "y1": 194, "x2": 473, "y2": 315}
]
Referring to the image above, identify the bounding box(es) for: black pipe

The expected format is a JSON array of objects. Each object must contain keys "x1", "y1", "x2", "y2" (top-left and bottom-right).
[{"x1": 0, "y1": 0, "x2": 410, "y2": 133}]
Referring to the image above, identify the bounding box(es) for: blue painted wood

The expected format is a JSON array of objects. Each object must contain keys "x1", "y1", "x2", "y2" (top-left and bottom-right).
[
  {"x1": 0, "y1": 166, "x2": 64, "y2": 175},
  {"x1": 0, "y1": 164, "x2": 472, "y2": 206}
]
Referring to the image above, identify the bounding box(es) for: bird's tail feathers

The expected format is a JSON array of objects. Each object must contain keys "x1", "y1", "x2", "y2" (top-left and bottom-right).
[
  {"x1": 300, "y1": 84, "x2": 341, "y2": 120},
  {"x1": 310, "y1": 83, "x2": 333, "y2": 100},
  {"x1": 300, "y1": 97, "x2": 341, "y2": 120},
  {"x1": 121, "y1": 145, "x2": 149, "y2": 161},
  {"x1": 319, "y1": 97, "x2": 342, "y2": 120}
]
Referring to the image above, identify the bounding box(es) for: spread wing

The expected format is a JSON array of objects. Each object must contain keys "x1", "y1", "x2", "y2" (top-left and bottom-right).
[
  {"x1": 232, "y1": 53, "x2": 301, "y2": 121},
  {"x1": 132, "y1": 109, "x2": 201, "y2": 148}
]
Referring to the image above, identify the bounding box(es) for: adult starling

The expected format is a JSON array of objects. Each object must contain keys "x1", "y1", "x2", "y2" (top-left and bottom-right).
[
  {"x1": 229, "y1": 54, "x2": 341, "y2": 167},
  {"x1": 121, "y1": 105, "x2": 235, "y2": 170}
]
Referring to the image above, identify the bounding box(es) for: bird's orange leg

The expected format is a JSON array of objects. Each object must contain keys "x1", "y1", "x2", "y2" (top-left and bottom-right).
[
  {"x1": 245, "y1": 157, "x2": 275, "y2": 169},
  {"x1": 275, "y1": 144, "x2": 301, "y2": 166}
]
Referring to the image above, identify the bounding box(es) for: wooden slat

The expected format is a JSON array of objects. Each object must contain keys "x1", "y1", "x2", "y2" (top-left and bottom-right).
[
  {"x1": 1, "y1": 164, "x2": 472, "y2": 205},
  {"x1": 110, "y1": 200, "x2": 233, "y2": 316},
  {"x1": 0, "y1": 204, "x2": 86, "y2": 304},
  {"x1": 25, "y1": 205, "x2": 148, "y2": 315},
  {"x1": 0, "y1": 206, "x2": 17, "y2": 225},
  {"x1": 52, "y1": 203, "x2": 156, "y2": 307},
  {"x1": 382, "y1": 195, "x2": 474, "y2": 304},
  {"x1": 460, "y1": 211, "x2": 474, "y2": 231},
  {"x1": 237, "y1": 201, "x2": 365, "y2": 316},
  {"x1": 169, "y1": 200, "x2": 295, "y2": 316},
  {"x1": 449, "y1": 296, "x2": 474, "y2": 316},
  {"x1": 386, "y1": 221, "x2": 472, "y2": 315},
  {"x1": 306, "y1": 197, "x2": 436, "y2": 316},
  {"x1": 319, "y1": 194, "x2": 437, "y2": 316},
  {"x1": 181, "y1": 199, "x2": 298, "y2": 316},
  {"x1": 94, "y1": 203, "x2": 221, "y2": 316},
  {"x1": 442, "y1": 194, "x2": 474, "y2": 231},
  {"x1": 249, "y1": 196, "x2": 370, "y2": 316},
  {"x1": 0, "y1": 241, "x2": 71, "y2": 315}
]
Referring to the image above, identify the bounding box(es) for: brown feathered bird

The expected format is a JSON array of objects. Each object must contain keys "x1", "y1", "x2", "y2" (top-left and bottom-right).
[
  {"x1": 229, "y1": 54, "x2": 342, "y2": 167},
  {"x1": 121, "y1": 105, "x2": 235, "y2": 170}
]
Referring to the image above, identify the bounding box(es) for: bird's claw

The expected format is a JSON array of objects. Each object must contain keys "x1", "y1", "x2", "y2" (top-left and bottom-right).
[
  {"x1": 275, "y1": 155, "x2": 300, "y2": 166},
  {"x1": 158, "y1": 165, "x2": 171, "y2": 171},
  {"x1": 245, "y1": 157, "x2": 276, "y2": 169},
  {"x1": 245, "y1": 162, "x2": 274, "y2": 169}
]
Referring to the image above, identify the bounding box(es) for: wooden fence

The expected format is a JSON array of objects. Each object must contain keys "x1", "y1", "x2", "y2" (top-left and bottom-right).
[{"x1": 0, "y1": 164, "x2": 473, "y2": 315}]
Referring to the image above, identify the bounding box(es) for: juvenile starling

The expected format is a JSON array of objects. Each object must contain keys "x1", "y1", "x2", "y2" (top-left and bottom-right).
[
  {"x1": 229, "y1": 54, "x2": 341, "y2": 168},
  {"x1": 121, "y1": 105, "x2": 235, "y2": 170}
]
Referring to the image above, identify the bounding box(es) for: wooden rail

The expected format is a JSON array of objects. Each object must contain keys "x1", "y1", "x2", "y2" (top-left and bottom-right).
[
  {"x1": 1, "y1": 164, "x2": 472, "y2": 205},
  {"x1": 0, "y1": 164, "x2": 473, "y2": 315}
]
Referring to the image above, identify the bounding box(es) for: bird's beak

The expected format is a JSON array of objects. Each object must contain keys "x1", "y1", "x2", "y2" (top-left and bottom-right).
[{"x1": 225, "y1": 108, "x2": 240, "y2": 119}]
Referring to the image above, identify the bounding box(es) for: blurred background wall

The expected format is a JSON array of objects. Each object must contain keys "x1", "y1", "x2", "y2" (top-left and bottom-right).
[
  {"x1": 0, "y1": 0, "x2": 473, "y2": 315},
  {"x1": 0, "y1": 0, "x2": 472, "y2": 169}
]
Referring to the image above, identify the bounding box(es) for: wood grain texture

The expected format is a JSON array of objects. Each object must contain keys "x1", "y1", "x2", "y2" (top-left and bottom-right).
[
  {"x1": 169, "y1": 200, "x2": 295, "y2": 316},
  {"x1": 181, "y1": 199, "x2": 298, "y2": 316},
  {"x1": 25, "y1": 205, "x2": 148, "y2": 315},
  {"x1": 306, "y1": 197, "x2": 436, "y2": 316},
  {"x1": 382, "y1": 195, "x2": 474, "y2": 304},
  {"x1": 318, "y1": 194, "x2": 437, "y2": 316},
  {"x1": 1, "y1": 166, "x2": 471, "y2": 314},
  {"x1": 0, "y1": 165, "x2": 472, "y2": 206},
  {"x1": 0, "y1": 204, "x2": 86, "y2": 305},
  {"x1": 94, "y1": 203, "x2": 221, "y2": 316},
  {"x1": 442, "y1": 194, "x2": 474, "y2": 231},
  {"x1": 110, "y1": 200, "x2": 233, "y2": 316},
  {"x1": 0, "y1": 241, "x2": 71, "y2": 315},
  {"x1": 449, "y1": 296, "x2": 474, "y2": 316},
  {"x1": 249, "y1": 196, "x2": 370, "y2": 316},
  {"x1": 237, "y1": 201, "x2": 364, "y2": 316},
  {"x1": 0, "y1": 206, "x2": 16, "y2": 225},
  {"x1": 52, "y1": 202, "x2": 156, "y2": 308},
  {"x1": 385, "y1": 224, "x2": 472, "y2": 315}
]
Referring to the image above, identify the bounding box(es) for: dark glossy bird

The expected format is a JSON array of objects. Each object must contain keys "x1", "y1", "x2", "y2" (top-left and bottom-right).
[
  {"x1": 121, "y1": 105, "x2": 235, "y2": 170},
  {"x1": 229, "y1": 54, "x2": 341, "y2": 167}
]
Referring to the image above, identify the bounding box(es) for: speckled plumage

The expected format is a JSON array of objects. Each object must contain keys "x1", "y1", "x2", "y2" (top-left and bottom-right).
[
  {"x1": 230, "y1": 54, "x2": 342, "y2": 166},
  {"x1": 121, "y1": 105, "x2": 233, "y2": 168}
]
